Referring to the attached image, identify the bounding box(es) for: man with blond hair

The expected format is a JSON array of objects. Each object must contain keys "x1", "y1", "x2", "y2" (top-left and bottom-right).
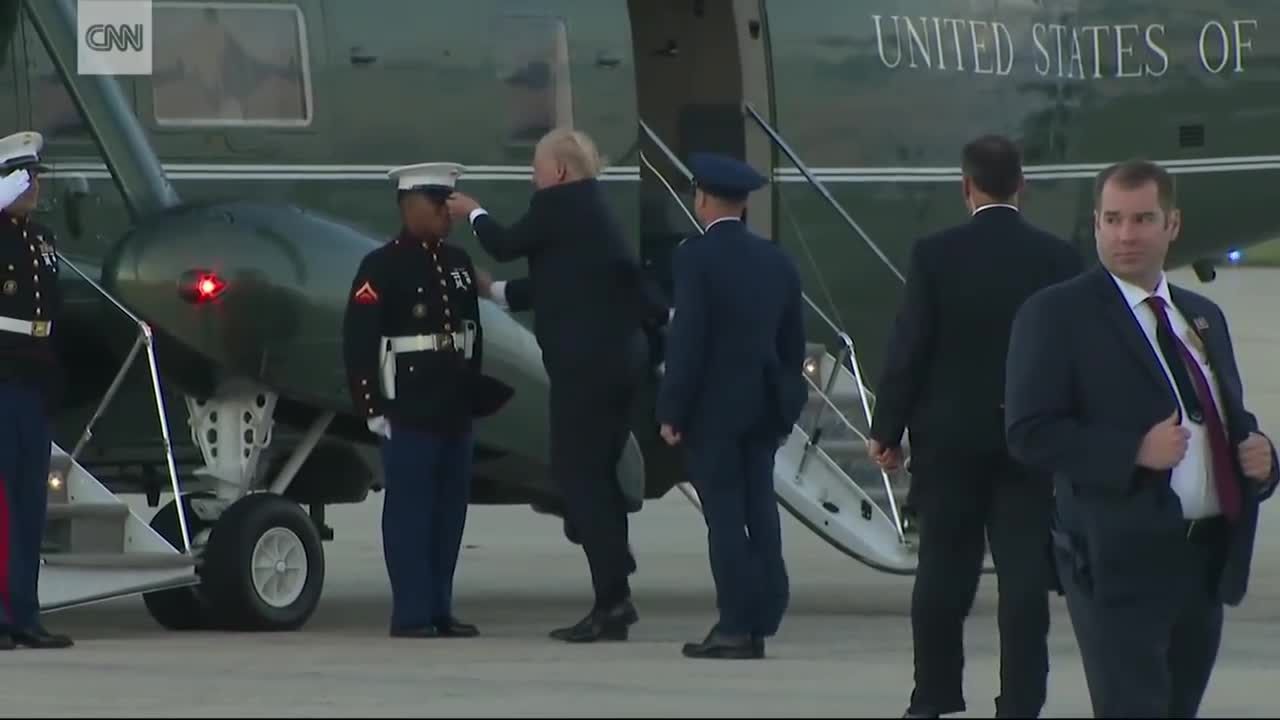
[{"x1": 448, "y1": 128, "x2": 668, "y2": 643}]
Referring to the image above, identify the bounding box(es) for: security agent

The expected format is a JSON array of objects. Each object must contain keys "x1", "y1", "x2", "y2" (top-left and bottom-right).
[
  {"x1": 342, "y1": 162, "x2": 514, "y2": 639},
  {"x1": 867, "y1": 136, "x2": 1081, "y2": 718},
  {"x1": 0, "y1": 131, "x2": 73, "y2": 650},
  {"x1": 657, "y1": 152, "x2": 807, "y2": 659}
]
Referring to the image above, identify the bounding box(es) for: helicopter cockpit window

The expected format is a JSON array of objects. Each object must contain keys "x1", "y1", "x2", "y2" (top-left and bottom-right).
[
  {"x1": 150, "y1": 2, "x2": 313, "y2": 127},
  {"x1": 493, "y1": 15, "x2": 575, "y2": 146}
]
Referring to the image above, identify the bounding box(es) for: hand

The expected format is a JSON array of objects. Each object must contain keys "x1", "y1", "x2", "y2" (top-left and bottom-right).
[
  {"x1": 867, "y1": 438, "x2": 904, "y2": 471},
  {"x1": 367, "y1": 416, "x2": 391, "y2": 440},
  {"x1": 660, "y1": 423, "x2": 682, "y2": 446},
  {"x1": 1136, "y1": 411, "x2": 1190, "y2": 471},
  {"x1": 474, "y1": 267, "x2": 493, "y2": 299},
  {"x1": 446, "y1": 192, "x2": 480, "y2": 219},
  {"x1": 1237, "y1": 432, "x2": 1274, "y2": 485},
  {"x1": 0, "y1": 169, "x2": 31, "y2": 210}
]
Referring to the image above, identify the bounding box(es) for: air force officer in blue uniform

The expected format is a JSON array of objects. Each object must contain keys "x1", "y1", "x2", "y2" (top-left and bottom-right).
[{"x1": 657, "y1": 153, "x2": 807, "y2": 659}]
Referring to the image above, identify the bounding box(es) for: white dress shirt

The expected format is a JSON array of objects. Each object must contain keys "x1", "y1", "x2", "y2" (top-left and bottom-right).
[
  {"x1": 1110, "y1": 272, "x2": 1224, "y2": 519},
  {"x1": 703, "y1": 215, "x2": 742, "y2": 232},
  {"x1": 971, "y1": 203, "x2": 1018, "y2": 216}
]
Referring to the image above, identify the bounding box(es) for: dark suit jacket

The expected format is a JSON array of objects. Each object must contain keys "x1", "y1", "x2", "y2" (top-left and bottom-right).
[
  {"x1": 655, "y1": 219, "x2": 807, "y2": 444},
  {"x1": 869, "y1": 206, "x2": 1083, "y2": 458},
  {"x1": 470, "y1": 178, "x2": 668, "y2": 385},
  {"x1": 1005, "y1": 266, "x2": 1279, "y2": 606}
]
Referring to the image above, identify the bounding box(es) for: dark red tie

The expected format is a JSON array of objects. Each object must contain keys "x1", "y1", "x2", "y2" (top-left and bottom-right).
[{"x1": 1145, "y1": 296, "x2": 1240, "y2": 521}]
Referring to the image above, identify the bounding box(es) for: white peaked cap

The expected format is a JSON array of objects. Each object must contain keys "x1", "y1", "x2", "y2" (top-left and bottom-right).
[
  {"x1": 0, "y1": 131, "x2": 47, "y2": 173},
  {"x1": 387, "y1": 162, "x2": 467, "y2": 191}
]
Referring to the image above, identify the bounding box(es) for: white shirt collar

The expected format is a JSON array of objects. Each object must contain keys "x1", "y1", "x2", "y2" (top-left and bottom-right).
[
  {"x1": 971, "y1": 203, "x2": 1019, "y2": 216},
  {"x1": 704, "y1": 216, "x2": 742, "y2": 232},
  {"x1": 1110, "y1": 271, "x2": 1171, "y2": 311}
]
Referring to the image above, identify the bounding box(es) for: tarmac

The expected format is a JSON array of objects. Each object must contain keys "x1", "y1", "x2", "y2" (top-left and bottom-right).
[{"x1": 3, "y1": 267, "x2": 1280, "y2": 717}]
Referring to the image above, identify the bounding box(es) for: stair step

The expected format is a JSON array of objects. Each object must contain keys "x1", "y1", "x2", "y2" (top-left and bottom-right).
[
  {"x1": 818, "y1": 439, "x2": 865, "y2": 456},
  {"x1": 46, "y1": 502, "x2": 130, "y2": 519},
  {"x1": 43, "y1": 552, "x2": 196, "y2": 570}
]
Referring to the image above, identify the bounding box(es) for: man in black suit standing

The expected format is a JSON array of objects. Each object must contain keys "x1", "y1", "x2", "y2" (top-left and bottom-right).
[
  {"x1": 446, "y1": 129, "x2": 667, "y2": 643},
  {"x1": 867, "y1": 135, "x2": 1082, "y2": 718},
  {"x1": 1006, "y1": 159, "x2": 1278, "y2": 718}
]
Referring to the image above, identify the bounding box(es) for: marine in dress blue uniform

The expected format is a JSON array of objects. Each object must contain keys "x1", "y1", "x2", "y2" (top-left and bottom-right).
[
  {"x1": 0, "y1": 132, "x2": 73, "y2": 650},
  {"x1": 656, "y1": 153, "x2": 807, "y2": 659},
  {"x1": 342, "y1": 162, "x2": 513, "y2": 639}
]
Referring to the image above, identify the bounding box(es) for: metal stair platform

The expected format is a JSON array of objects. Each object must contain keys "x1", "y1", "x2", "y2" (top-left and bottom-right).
[{"x1": 40, "y1": 443, "x2": 197, "y2": 611}]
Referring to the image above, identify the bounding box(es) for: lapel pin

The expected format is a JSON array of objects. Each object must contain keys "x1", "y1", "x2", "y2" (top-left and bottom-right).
[
  {"x1": 1185, "y1": 328, "x2": 1206, "y2": 354},
  {"x1": 1193, "y1": 317, "x2": 1209, "y2": 332}
]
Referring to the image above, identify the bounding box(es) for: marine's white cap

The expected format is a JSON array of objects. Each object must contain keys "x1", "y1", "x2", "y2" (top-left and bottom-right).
[
  {"x1": 387, "y1": 162, "x2": 466, "y2": 192},
  {"x1": 0, "y1": 131, "x2": 47, "y2": 174}
]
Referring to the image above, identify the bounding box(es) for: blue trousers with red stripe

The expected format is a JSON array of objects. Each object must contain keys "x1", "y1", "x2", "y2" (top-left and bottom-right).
[
  {"x1": 0, "y1": 382, "x2": 51, "y2": 633},
  {"x1": 379, "y1": 423, "x2": 473, "y2": 632}
]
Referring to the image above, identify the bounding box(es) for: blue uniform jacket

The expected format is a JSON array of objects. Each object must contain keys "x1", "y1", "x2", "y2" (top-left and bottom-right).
[{"x1": 656, "y1": 219, "x2": 806, "y2": 444}]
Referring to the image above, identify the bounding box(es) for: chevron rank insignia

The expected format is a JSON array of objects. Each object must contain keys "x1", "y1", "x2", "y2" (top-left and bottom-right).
[{"x1": 354, "y1": 281, "x2": 379, "y2": 304}]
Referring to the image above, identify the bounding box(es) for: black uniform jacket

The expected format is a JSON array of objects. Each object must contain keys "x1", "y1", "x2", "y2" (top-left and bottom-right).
[
  {"x1": 342, "y1": 230, "x2": 513, "y2": 436},
  {"x1": 0, "y1": 209, "x2": 63, "y2": 406},
  {"x1": 470, "y1": 178, "x2": 669, "y2": 385}
]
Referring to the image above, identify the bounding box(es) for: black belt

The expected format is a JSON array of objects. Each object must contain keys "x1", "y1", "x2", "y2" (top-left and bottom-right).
[{"x1": 1184, "y1": 515, "x2": 1228, "y2": 544}]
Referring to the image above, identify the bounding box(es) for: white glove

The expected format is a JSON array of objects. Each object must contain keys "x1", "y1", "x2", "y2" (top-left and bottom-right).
[
  {"x1": 367, "y1": 416, "x2": 391, "y2": 439},
  {"x1": 0, "y1": 169, "x2": 31, "y2": 210}
]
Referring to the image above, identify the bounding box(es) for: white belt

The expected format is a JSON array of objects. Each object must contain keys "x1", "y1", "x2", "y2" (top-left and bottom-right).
[
  {"x1": 387, "y1": 332, "x2": 466, "y2": 353},
  {"x1": 0, "y1": 316, "x2": 52, "y2": 338},
  {"x1": 378, "y1": 322, "x2": 478, "y2": 400}
]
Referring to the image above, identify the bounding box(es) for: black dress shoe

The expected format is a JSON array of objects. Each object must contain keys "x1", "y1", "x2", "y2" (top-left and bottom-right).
[
  {"x1": 550, "y1": 600, "x2": 638, "y2": 643},
  {"x1": 389, "y1": 625, "x2": 441, "y2": 639},
  {"x1": 681, "y1": 627, "x2": 760, "y2": 660},
  {"x1": 12, "y1": 628, "x2": 73, "y2": 649},
  {"x1": 433, "y1": 616, "x2": 479, "y2": 638}
]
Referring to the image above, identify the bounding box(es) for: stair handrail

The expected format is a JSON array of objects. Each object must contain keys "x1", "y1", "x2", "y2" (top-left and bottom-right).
[
  {"x1": 57, "y1": 253, "x2": 191, "y2": 554},
  {"x1": 742, "y1": 102, "x2": 905, "y2": 283},
  {"x1": 741, "y1": 106, "x2": 908, "y2": 538},
  {"x1": 639, "y1": 119, "x2": 907, "y2": 542},
  {"x1": 638, "y1": 120, "x2": 857, "y2": 350}
]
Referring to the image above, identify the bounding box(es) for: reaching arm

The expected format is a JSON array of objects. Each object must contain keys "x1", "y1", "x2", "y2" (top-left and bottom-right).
[
  {"x1": 1004, "y1": 291, "x2": 1146, "y2": 493},
  {"x1": 656, "y1": 243, "x2": 709, "y2": 432},
  {"x1": 342, "y1": 255, "x2": 389, "y2": 420},
  {"x1": 491, "y1": 276, "x2": 533, "y2": 313},
  {"x1": 868, "y1": 241, "x2": 934, "y2": 447},
  {"x1": 469, "y1": 199, "x2": 546, "y2": 263}
]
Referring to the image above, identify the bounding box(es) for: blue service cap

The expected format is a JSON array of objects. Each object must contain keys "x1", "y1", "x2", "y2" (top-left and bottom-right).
[{"x1": 688, "y1": 152, "x2": 767, "y2": 201}]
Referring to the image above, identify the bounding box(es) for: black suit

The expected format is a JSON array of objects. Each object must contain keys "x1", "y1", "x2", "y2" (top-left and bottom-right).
[
  {"x1": 469, "y1": 178, "x2": 667, "y2": 610},
  {"x1": 1006, "y1": 266, "x2": 1278, "y2": 717},
  {"x1": 869, "y1": 206, "x2": 1083, "y2": 717}
]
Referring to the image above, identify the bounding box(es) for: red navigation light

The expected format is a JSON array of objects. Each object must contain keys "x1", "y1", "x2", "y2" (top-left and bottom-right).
[
  {"x1": 198, "y1": 275, "x2": 224, "y2": 299},
  {"x1": 179, "y1": 269, "x2": 228, "y2": 304}
]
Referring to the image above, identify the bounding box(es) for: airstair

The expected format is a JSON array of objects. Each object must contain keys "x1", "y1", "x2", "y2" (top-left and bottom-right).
[
  {"x1": 639, "y1": 109, "x2": 992, "y2": 574},
  {"x1": 37, "y1": 256, "x2": 197, "y2": 611}
]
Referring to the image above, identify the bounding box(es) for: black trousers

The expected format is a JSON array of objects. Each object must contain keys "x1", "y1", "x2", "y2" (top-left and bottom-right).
[
  {"x1": 907, "y1": 451, "x2": 1054, "y2": 718},
  {"x1": 549, "y1": 375, "x2": 637, "y2": 610},
  {"x1": 1058, "y1": 520, "x2": 1225, "y2": 718}
]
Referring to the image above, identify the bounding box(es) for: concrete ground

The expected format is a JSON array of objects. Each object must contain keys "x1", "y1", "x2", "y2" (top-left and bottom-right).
[{"x1": 3, "y1": 267, "x2": 1280, "y2": 717}]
